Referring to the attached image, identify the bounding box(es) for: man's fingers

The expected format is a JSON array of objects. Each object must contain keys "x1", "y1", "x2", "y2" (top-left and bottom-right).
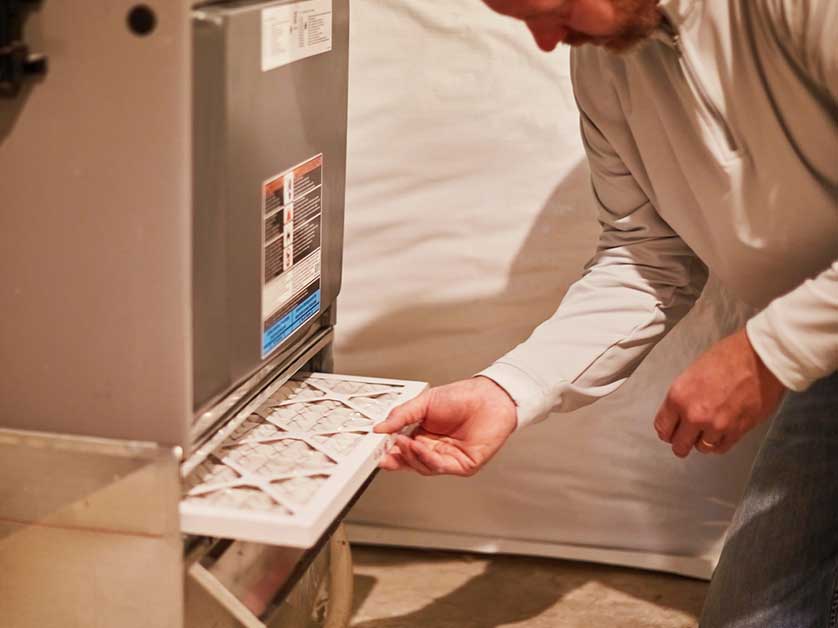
[
  {"x1": 378, "y1": 444, "x2": 405, "y2": 470},
  {"x1": 410, "y1": 439, "x2": 447, "y2": 474},
  {"x1": 670, "y1": 421, "x2": 701, "y2": 458},
  {"x1": 379, "y1": 451, "x2": 407, "y2": 471},
  {"x1": 410, "y1": 439, "x2": 465, "y2": 476},
  {"x1": 695, "y1": 429, "x2": 725, "y2": 455},
  {"x1": 374, "y1": 390, "x2": 431, "y2": 434},
  {"x1": 395, "y1": 435, "x2": 435, "y2": 475},
  {"x1": 713, "y1": 427, "x2": 741, "y2": 454},
  {"x1": 715, "y1": 436, "x2": 737, "y2": 454},
  {"x1": 653, "y1": 402, "x2": 679, "y2": 443},
  {"x1": 415, "y1": 435, "x2": 478, "y2": 473}
]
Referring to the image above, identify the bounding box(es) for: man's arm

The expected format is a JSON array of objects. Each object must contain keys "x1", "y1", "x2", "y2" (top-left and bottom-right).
[
  {"x1": 653, "y1": 0, "x2": 837, "y2": 457},
  {"x1": 747, "y1": 262, "x2": 838, "y2": 392},
  {"x1": 746, "y1": 0, "x2": 838, "y2": 389},
  {"x1": 774, "y1": 0, "x2": 838, "y2": 105},
  {"x1": 652, "y1": 261, "x2": 835, "y2": 459},
  {"x1": 377, "y1": 60, "x2": 708, "y2": 474},
  {"x1": 479, "y1": 103, "x2": 707, "y2": 429}
]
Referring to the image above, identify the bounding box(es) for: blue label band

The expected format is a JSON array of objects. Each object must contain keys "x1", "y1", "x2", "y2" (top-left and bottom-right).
[{"x1": 262, "y1": 288, "x2": 321, "y2": 356}]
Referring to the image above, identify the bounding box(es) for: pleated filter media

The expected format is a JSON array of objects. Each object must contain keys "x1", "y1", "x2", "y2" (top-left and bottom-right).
[{"x1": 180, "y1": 373, "x2": 426, "y2": 547}]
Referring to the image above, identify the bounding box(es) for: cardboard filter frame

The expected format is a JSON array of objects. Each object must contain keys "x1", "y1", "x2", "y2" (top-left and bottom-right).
[{"x1": 180, "y1": 372, "x2": 427, "y2": 547}]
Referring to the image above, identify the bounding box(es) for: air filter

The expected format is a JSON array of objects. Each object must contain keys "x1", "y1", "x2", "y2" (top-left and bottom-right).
[{"x1": 180, "y1": 373, "x2": 426, "y2": 547}]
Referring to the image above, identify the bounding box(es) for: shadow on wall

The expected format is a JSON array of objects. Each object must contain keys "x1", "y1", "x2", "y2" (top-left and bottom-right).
[
  {"x1": 348, "y1": 548, "x2": 706, "y2": 628},
  {"x1": 0, "y1": 5, "x2": 44, "y2": 144},
  {"x1": 0, "y1": 83, "x2": 36, "y2": 144},
  {"x1": 337, "y1": 160, "x2": 600, "y2": 385}
]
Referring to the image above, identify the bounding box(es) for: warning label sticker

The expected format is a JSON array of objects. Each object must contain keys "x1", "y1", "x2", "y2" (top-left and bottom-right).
[
  {"x1": 261, "y1": 154, "x2": 323, "y2": 358},
  {"x1": 261, "y1": 0, "x2": 333, "y2": 72}
]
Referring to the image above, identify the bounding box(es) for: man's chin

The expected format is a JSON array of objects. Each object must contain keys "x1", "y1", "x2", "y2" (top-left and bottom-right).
[{"x1": 563, "y1": 1, "x2": 661, "y2": 54}]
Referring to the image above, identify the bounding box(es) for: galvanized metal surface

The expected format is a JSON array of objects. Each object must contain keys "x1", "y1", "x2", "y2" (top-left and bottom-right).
[
  {"x1": 1, "y1": 0, "x2": 350, "y2": 449},
  {"x1": 192, "y1": 0, "x2": 349, "y2": 410},
  {"x1": 1, "y1": 3, "x2": 353, "y2": 625},
  {"x1": 0, "y1": 429, "x2": 183, "y2": 628},
  {"x1": 0, "y1": 0, "x2": 193, "y2": 446},
  {"x1": 185, "y1": 531, "x2": 340, "y2": 628}
]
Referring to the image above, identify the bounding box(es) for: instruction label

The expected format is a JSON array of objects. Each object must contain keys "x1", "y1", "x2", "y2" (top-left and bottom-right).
[
  {"x1": 262, "y1": 154, "x2": 324, "y2": 357},
  {"x1": 261, "y1": 0, "x2": 333, "y2": 72}
]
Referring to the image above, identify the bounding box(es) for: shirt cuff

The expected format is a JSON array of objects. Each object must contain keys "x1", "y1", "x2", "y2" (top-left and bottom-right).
[
  {"x1": 746, "y1": 314, "x2": 812, "y2": 392},
  {"x1": 476, "y1": 362, "x2": 554, "y2": 431}
]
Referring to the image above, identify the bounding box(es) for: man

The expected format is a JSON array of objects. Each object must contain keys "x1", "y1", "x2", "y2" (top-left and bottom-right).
[{"x1": 374, "y1": 1, "x2": 838, "y2": 626}]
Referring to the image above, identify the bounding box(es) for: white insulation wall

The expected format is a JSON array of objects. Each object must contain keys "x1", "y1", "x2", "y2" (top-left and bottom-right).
[{"x1": 336, "y1": 0, "x2": 765, "y2": 579}]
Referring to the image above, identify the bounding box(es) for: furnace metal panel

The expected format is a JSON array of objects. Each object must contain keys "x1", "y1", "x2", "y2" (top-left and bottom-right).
[
  {"x1": 0, "y1": 0, "x2": 349, "y2": 447},
  {"x1": 0, "y1": 429, "x2": 183, "y2": 628},
  {"x1": 0, "y1": 1, "x2": 193, "y2": 446},
  {"x1": 192, "y1": 0, "x2": 349, "y2": 412}
]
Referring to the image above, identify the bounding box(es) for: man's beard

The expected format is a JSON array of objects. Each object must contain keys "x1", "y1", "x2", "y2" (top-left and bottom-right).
[{"x1": 565, "y1": 0, "x2": 661, "y2": 52}]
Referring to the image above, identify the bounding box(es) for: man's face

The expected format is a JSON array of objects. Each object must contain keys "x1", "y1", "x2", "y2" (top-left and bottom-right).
[{"x1": 483, "y1": 0, "x2": 661, "y2": 52}]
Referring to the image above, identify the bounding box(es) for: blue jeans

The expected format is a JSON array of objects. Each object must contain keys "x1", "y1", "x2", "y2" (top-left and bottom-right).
[{"x1": 701, "y1": 372, "x2": 838, "y2": 628}]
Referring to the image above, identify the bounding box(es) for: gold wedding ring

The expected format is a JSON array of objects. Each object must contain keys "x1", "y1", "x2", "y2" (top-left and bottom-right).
[{"x1": 699, "y1": 438, "x2": 718, "y2": 449}]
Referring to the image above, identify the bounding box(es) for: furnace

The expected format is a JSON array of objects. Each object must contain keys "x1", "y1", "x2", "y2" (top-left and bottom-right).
[{"x1": 0, "y1": 2, "x2": 424, "y2": 627}]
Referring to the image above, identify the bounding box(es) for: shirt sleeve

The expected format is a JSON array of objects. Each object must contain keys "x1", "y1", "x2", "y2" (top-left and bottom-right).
[
  {"x1": 479, "y1": 105, "x2": 708, "y2": 430},
  {"x1": 747, "y1": 260, "x2": 838, "y2": 391},
  {"x1": 743, "y1": 0, "x2": 838, "y2": 390},
  {"x1": 772, "y1": 0, "x2": 838, "y2": 104}
]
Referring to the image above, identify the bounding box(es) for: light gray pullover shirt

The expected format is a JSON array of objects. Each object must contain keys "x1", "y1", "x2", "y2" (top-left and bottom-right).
[{"x1": 481, "y1": 0, "x2": 838, "y2": 428}]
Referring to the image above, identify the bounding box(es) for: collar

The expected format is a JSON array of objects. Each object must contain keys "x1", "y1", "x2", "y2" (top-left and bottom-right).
[
  {"x1": 657, "y1": 0, "x2": 699, "y2": 30},
  {"x1": 652, "y1": 0, "x2": 699, "y2": 47}
]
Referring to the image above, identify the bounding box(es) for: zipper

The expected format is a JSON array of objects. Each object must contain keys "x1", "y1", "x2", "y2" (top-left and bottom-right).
[{"x1": 671, "y1": 32, "x2": 739, "y2": 153}]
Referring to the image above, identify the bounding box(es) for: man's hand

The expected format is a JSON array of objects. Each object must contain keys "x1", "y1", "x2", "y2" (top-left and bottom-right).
[
  {"x1": 654, "y1": 328, "x2": 787, "y2": 457},
  {"x1": 374, "y1": 376, "x2": 518, "y2": 476}
]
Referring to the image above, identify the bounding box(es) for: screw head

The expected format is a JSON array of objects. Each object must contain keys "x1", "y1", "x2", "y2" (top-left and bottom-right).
[{"x1": 128, "y1": 5, "x2": 157, "y2": 36}]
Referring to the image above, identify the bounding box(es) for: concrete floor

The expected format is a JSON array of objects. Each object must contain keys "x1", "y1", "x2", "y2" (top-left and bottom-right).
[{"x1": 349, "y1": 546, "x2": 708, "y2": 628}]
